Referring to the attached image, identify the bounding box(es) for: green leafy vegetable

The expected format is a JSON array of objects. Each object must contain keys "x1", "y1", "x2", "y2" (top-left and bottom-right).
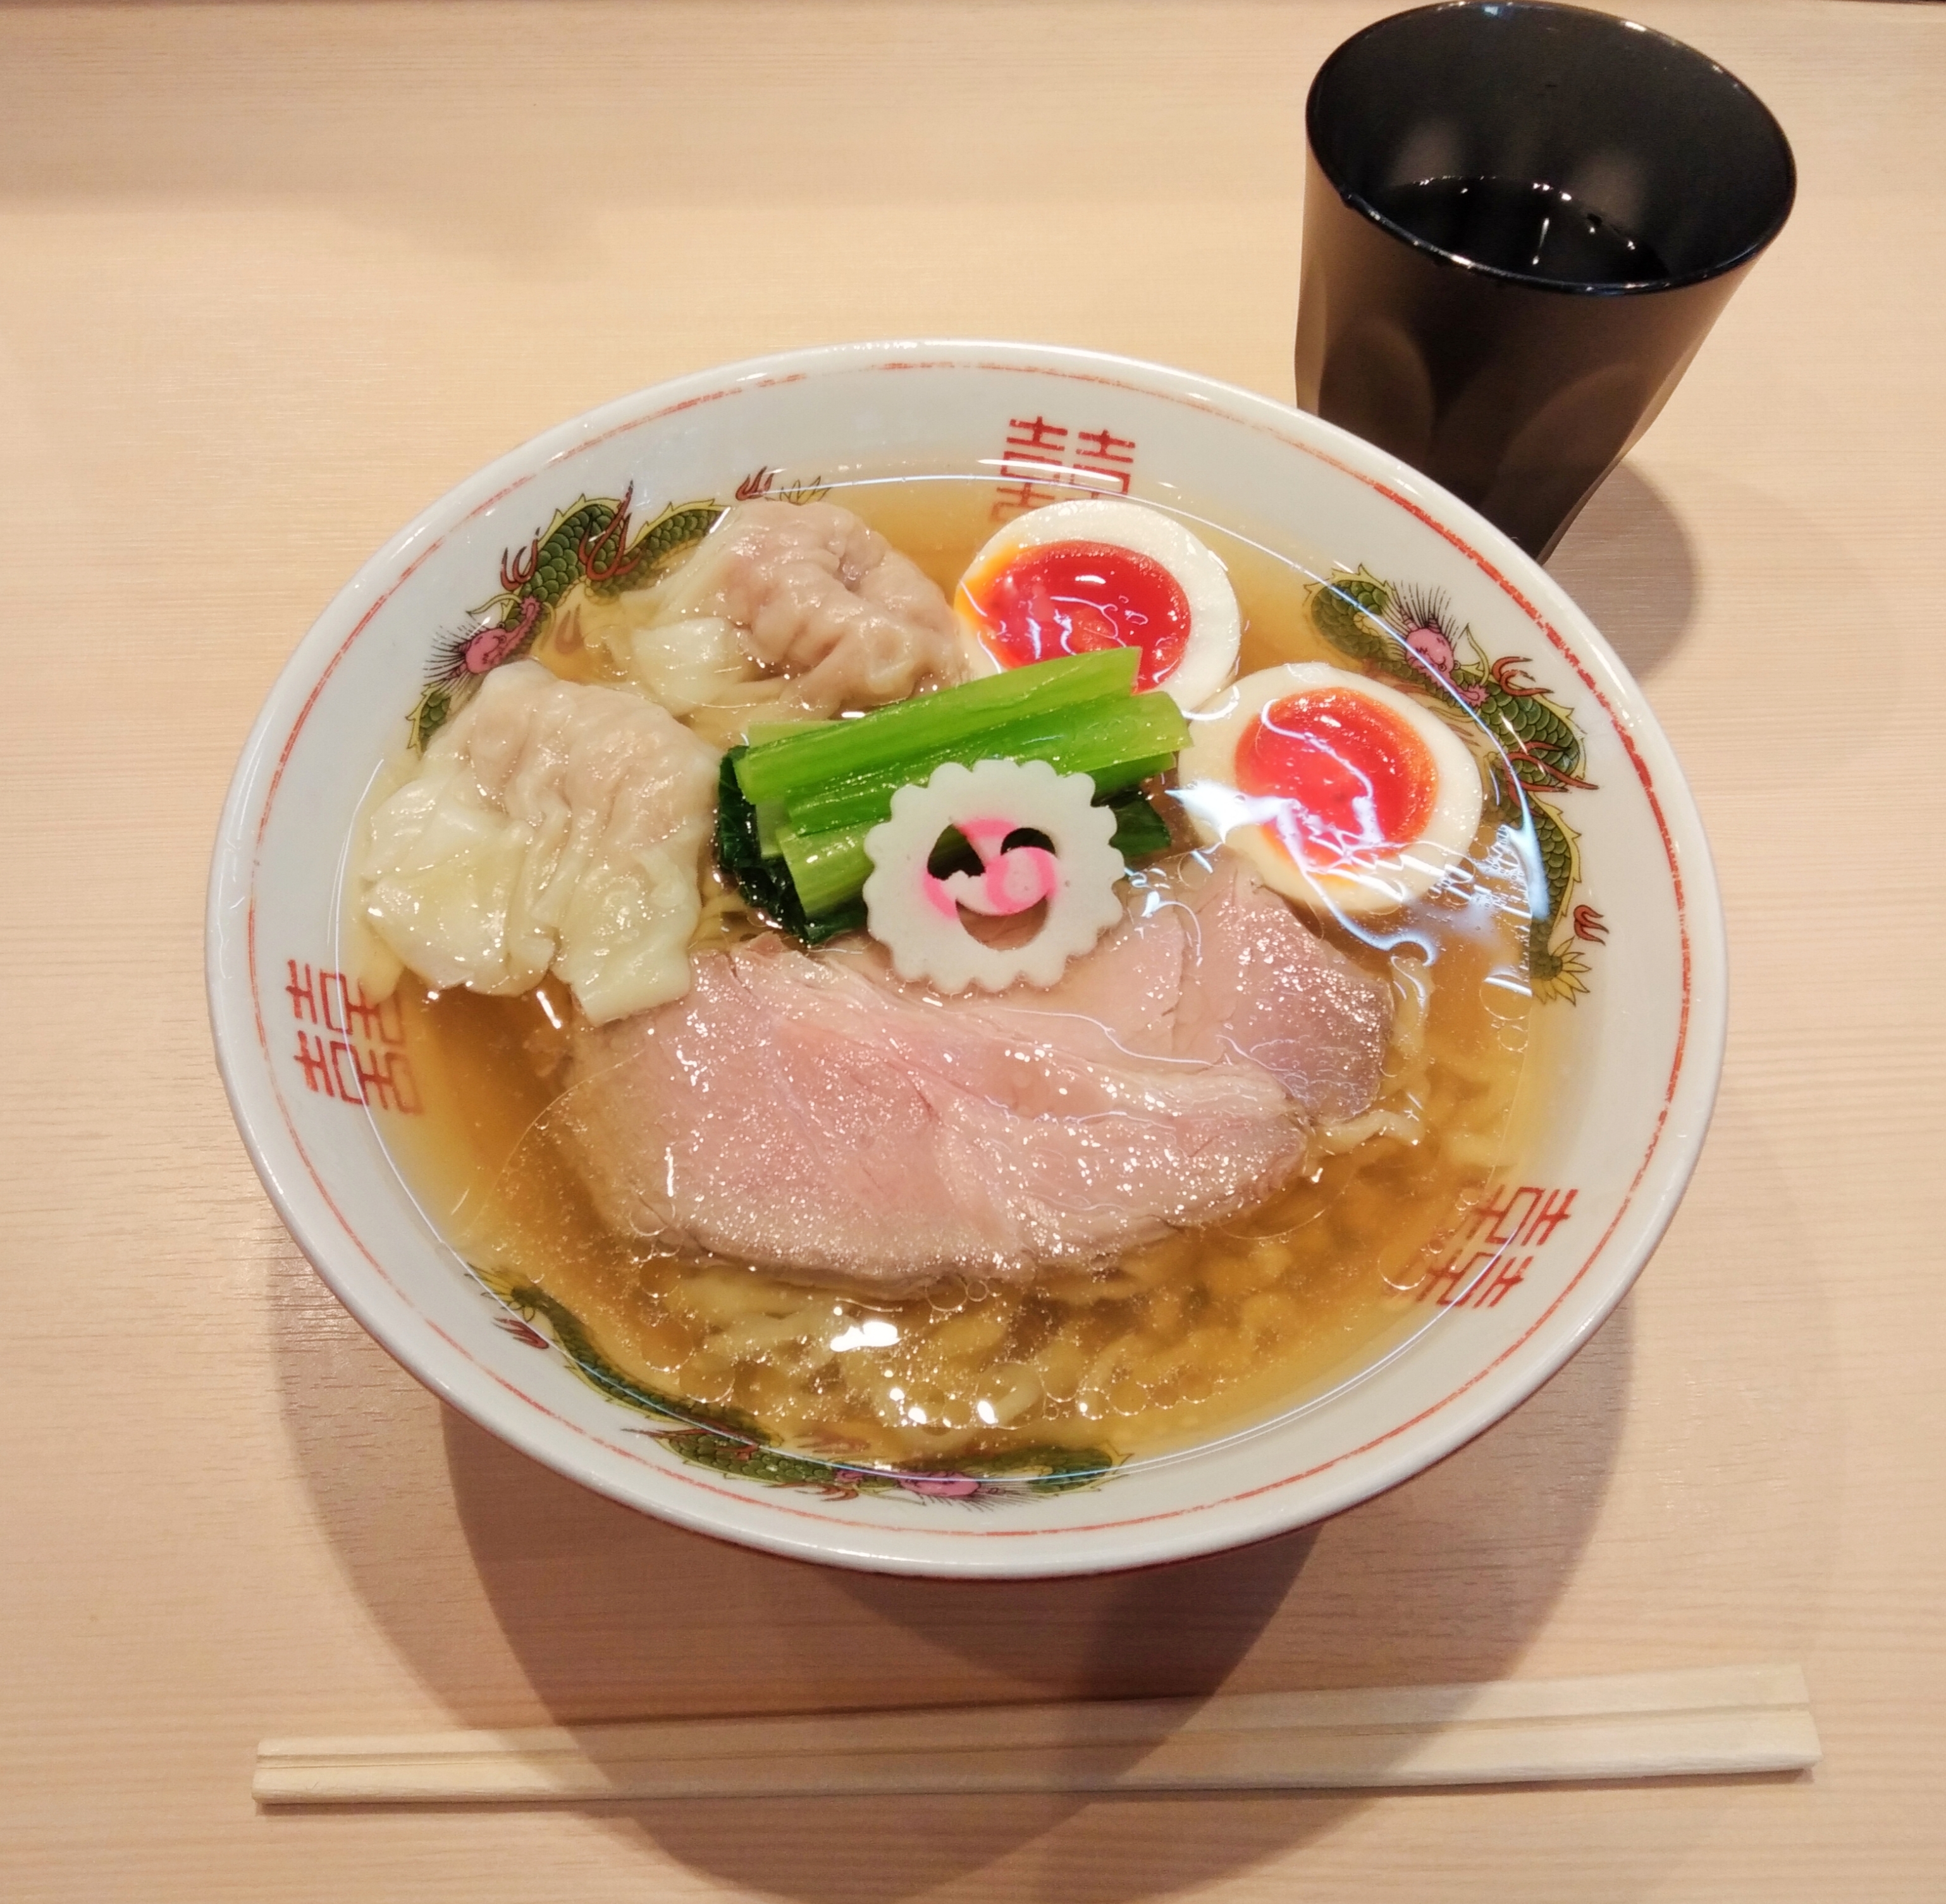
[
  {"x1": 715, "y1": 751, "x2": 866, "y2": 944},
  {"x1": 1102, "y1": 787, "x2": 1174, "y2": 861},
  {"x1": 781, "y1": 692, "x2": 1187, "y2": 835},
  {"x1": 713, "y1": 653, "x2": 1188, "y2": 942},
  {"x1": 733, "y1": 648, "x2": 1147, "y2": 805}
]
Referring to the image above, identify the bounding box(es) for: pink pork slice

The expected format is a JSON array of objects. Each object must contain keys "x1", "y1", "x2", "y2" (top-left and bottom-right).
[{"x1": 555, "y1": 859, "x2": 1391, "y2": 1291}]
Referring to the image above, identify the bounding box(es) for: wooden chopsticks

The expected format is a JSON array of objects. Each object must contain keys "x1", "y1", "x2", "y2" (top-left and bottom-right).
[{"x1": 256, "y1": 1663, "x2": 1818, "y2": 1804}]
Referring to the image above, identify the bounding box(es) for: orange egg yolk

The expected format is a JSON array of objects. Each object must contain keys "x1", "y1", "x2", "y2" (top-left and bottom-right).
[
  {"x1": 966, "y1": 541, "x2": 1191, "y2": 691},
  {"x1": 1235, "y1": 689, "x2": 1438, "y2": 871}
]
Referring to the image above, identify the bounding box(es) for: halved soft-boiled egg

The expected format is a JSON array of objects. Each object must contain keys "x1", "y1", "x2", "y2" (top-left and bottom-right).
[
  {"x1": 954, "y1": 498, "x2": 1241, "y2": 711},
  {"x1": 1176, "y1": 663, "x2": 1485, "y2": 915}
]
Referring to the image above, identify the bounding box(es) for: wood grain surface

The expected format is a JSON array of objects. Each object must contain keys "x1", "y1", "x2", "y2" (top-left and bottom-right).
[{"x1": 1, "y1": 3, "x2": 1941, "y2": 1898}]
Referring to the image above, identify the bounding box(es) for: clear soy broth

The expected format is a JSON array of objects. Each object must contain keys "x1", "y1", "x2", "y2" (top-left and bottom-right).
[{"x1": 372, "y1": 477, "x2": 1536, "y2": 1473}]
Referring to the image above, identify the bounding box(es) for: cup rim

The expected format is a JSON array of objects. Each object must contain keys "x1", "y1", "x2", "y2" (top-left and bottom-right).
[{"x1": 1305, "y1": 0, "x2": 1797, "y2": 297}]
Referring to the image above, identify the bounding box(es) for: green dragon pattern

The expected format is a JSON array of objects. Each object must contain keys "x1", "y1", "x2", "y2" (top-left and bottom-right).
[
  {"x1": 407, "y1": 488, "x2": 725, "y2": 751},
  {"x1": 477, "y1": 1267, "x2": 1117, "y2": 1504},
  {"x1": 1307, "y1": 567, "x2": 1600, "y2": 1000}
]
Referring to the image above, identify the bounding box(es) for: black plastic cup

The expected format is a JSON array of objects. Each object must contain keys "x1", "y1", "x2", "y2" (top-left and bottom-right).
[{"x1": 1293, "y1": 2, "x2": 1794, "y2": 560}]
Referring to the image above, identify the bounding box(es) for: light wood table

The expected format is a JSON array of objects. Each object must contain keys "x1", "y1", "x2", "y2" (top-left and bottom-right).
[{"x1": 4, "y1": 3, "x2": 1942, "y2": 1896}]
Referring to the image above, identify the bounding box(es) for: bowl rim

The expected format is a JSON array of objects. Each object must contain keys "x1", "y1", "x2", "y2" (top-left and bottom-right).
[{"x1": 207, "y1": 337, "x2": 1727, "y2": 1578}]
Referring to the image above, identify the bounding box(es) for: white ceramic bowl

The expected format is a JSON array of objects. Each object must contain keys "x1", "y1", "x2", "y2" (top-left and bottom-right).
[{"x1": 207, "y1": 340, "x2": 1724, "y2": 1578}]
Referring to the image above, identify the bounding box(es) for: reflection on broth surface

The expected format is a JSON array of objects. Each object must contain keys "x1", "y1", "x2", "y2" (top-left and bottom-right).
[{"x1": 362, "y1": 478, "x2": 1534, "y2": 1472}]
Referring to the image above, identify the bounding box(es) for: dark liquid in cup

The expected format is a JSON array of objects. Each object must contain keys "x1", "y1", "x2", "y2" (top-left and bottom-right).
[{"x1": 1357, "y1": 177, "x2": 1670, "y2": 286}]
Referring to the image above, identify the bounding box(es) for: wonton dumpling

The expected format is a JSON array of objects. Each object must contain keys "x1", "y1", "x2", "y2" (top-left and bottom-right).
[
  {"x1": 570, "y1": 602, "x2": 791, "y2": 747},
  {"x1": 359, "y1": 661, "x2": 720, "y2": 1024},
  {"x1": 643, "y1": 498, "x2": 966, "y2": 714},
  {"x1": 598, "y1": 614, "x2": 769, "y2": 719}
]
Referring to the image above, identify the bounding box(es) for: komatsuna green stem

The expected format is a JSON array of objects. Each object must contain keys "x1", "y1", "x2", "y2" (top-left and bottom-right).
[
  {"x1": 782, "y1": 693, "x2": 1188, "y2": 835},
  {"x1": 733, "y1": 648, "x2": 1142, "y2": 806}
]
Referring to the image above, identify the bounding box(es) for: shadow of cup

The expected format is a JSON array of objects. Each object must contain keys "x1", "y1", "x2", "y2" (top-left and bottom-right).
[{"x1": 1544, "y1": 462, "x2": 1699, "y2": 679}]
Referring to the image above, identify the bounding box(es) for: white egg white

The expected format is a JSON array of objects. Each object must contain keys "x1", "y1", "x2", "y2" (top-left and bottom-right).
[
  {"x1": 954, "y1": 498, "x2": 1241, "y2": 711},
  {"x1": 1176, "y1": 662, "x2": 1486, "y2": 916}
]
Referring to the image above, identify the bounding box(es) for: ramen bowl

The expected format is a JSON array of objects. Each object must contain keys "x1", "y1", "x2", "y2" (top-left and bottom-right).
[{"x1": 207, "y1": 340, "x2": 1723, "y2": 1578}]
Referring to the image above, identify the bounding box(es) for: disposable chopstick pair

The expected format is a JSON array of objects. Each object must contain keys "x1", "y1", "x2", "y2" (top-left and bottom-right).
[{"x1": 255, "y1": 1662, "x2": 1817, "y2": 1805}]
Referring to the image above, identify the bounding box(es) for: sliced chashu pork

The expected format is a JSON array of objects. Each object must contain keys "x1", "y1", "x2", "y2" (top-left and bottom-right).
[{"x1": 553, "y1": 859, "x2": 1391, "y2": 1291}]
